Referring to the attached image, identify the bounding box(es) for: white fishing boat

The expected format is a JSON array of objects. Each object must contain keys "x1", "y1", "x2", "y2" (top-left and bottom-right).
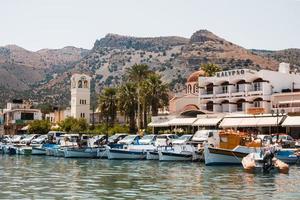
[
  {"x1": 146, "y1": 150, "x2": 159, "y2": 160},
  {"x1": 17, "y1": 146, "x2": 32, "y2": 155},
  {"x1": 158, "y1": 145, "x2": 199, "y2": 161},
  {"x1": 97, "y1": 146, "x2": 109, "y2": 158},
  {"x1": 31, "y1": 146, "x2": 46, "y2": 155},
  {"x1": 107, "y1": 148, "x2": 146, "y2": 160},
  {"x1": 204, "y1": 130, "x2": 262, "y2": 165},
  {"x1": 64, "y1": 147, "x2": 98, "y2": 158}
]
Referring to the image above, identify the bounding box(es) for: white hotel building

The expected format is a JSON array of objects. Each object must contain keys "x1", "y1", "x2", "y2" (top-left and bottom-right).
[{"x1": 198, "y1": 63, "x2": 300, "y2": 114}]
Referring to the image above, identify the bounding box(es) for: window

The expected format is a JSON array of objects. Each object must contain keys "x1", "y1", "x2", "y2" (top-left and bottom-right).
[
  {"x1": 254, "y1": 101, "x2": 261, "y2": 108},
  {"x1": 237, "y1": 99, "x2": 245, "y2": 111},
  {"x1": 253, "y1": 82, "x2": 261, "y2": 91},
  {"x1": 222, "y1": 85, "x2": 228, "y2": 94},
  {"x1": 206, "y1": 83, "x2": 213, "y2": 95},
  {"x1": 206, "y1": 101, "x2": 214, "y2": 112},
  {"x1": 80, "y1": 113, "x2": 85, "y2": 118},
  {"x1": 21, "y1": 113, "x2": 34, "y2": 120}
]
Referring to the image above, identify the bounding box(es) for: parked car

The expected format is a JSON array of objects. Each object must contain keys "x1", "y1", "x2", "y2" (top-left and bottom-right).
[
  {"x1": 272, "y1": 134, "x2": 296, "y2": 148},
  {"x1": 11, "y1": 135, "x2": 27, "y2": 143},
  {"x1": 1, "y1": 135, "x2": 12, "y2": 143},
  {"x1": 139, "y1": 134, "x2": 157, "y2": 145},
  {"x1": 256, "y1": 134, "x2": 273, "y2": 145},
  {"x1": 21, "y1": 134, "x2": 40, "y2": 145},
  {"x1": 108, "y1": 133, "x2": 128, "y2": 144},
  {"x1": 172, "y1": 134, "x2": 193, "y2": 145},
  {"x1": 155, "y1": 134, "x2": 179, "y2": 146},
  {"x1": 118, "y1": 135, "x2": 141, "y2": 145},
  {"x1": 31, "y1": 135, "x2": 48, "y2": 145},
  {"x1": 47, "y1": 131, "x2": 65, "y2": 143},
  {"x1": 191, "y1": 130, "x2": 219, "y2": 144}
]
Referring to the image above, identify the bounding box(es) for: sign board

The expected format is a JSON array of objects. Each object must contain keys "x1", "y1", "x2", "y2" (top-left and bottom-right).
[
  {"x1": 247, "y1": 107, "x2": 265, "y2": 115},
  {"x1": 216, "y1": 69, "x2": 249, "y2": 78}
]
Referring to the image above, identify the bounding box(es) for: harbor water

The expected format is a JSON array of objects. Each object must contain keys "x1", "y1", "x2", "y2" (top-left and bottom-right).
[{"x1": 0, "y1": 155, "x2": 300, "y2": 199}]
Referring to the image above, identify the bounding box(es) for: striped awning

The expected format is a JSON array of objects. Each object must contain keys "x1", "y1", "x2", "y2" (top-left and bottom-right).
[
  {"x1": 148, "y1": 121, "x2": 170, "y2": 127},
  {"x1": 192, "y1": 118, "x2": 222, "y2": 126},
  {"x1": 282, "y1": 116, "x2": 300, "y2": 127},
  {"x1": 168, "y1": 118, "x2": 197, "y2": 126}
]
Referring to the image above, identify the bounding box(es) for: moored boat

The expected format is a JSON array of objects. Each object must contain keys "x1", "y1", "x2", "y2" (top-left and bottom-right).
[
  {"x1": 107, "y1": 148, "x2": 146, "y2": 160},
  {"x1": 64, "y1": 147, "x2": 98, "y2": 158},
  {"x1": 242, "y1": 151, "x2": 289, "y2": 174},
  {"x1": 204, "y1": 130, "x2": 262, "y2": 165},
  {"x1": 146, "y1": 151, "x2": 159, "y2": 160},
  {"x1": 31, "y1": 146, "x2": 46, "y2": 155}
]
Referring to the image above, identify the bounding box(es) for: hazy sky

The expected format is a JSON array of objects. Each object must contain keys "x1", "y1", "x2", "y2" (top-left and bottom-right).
[{"x1": 0, "y1": 0, "x2": 299, "y2": 51}]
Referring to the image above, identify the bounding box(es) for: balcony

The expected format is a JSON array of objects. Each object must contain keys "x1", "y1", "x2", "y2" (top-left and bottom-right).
[{"x1": 200, "y1": 91, "x2": 214, "y2": 99}]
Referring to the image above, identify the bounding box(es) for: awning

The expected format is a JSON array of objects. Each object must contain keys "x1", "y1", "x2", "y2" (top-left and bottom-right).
[
  {"x1": 168, "y1": 118, "x2": 197, "y2": 126},
  {"x1": 219, "y1": 118, "x2": 244, "y2": 128},
  {"x1": 279, "y1": 100, "x2": 300, "y2": 104},
  {"x1": 256, "y1": 117, "x2": 284, "y2": 126},
  {"x1": 220, "y1": 116, "x2": 284, "y2": 128},
  {"x1": 148, "y1": 121, "x2": 170, "y2": 127},
  {"x1": 238, "y1": 117, "x2": 260, "y2": 127},
  {"x1": 192, "y1": 118, "x2": 222, "y2": 126},
  {"x1": 282, "y1": 116, "x2": 300, "y2": 127}
]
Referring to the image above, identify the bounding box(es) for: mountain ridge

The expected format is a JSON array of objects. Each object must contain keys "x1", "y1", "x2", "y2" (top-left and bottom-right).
[{"x1": 0, "y1": 29, "x2": 299, "y2": 108}]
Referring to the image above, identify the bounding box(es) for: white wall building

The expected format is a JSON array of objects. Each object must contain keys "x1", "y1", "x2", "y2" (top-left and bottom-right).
[
  {"x1": 71, "y1": 73, "x2": 91, "y2": 123},
  {"x1": 198, "y1": 63, "x2": 300, "y2": 114}
]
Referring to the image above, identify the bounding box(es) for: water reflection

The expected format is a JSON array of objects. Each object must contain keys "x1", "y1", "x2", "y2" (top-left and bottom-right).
[{"x1": 0, "y1": 155, "x2": 299, "y2": 199}]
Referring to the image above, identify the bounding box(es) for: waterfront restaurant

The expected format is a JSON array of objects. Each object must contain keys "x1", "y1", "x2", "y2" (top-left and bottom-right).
[{"x1": 149, "y1": 63, "x2": 300, "y2": 138}]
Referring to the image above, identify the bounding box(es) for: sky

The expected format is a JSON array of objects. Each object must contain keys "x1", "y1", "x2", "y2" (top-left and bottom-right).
[{"x1": 0, "y1": 0, "x2": 299, "y2": 51}]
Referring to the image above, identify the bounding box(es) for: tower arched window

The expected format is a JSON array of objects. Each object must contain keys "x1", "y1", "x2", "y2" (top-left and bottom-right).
[
  {"x1": 188, "y1": 84, "x2": 192, "y2": 94},
  {"x1": 83, "y1": 80, "x2": 88, "y2": 88},
  {"x1": 78, "y1": 80, "x2": 83, "y2": 88}
]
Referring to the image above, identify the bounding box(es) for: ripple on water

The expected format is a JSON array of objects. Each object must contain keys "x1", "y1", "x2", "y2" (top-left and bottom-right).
[{"x1": 1, "y1": 155, "x2": 300, "y2": 199}]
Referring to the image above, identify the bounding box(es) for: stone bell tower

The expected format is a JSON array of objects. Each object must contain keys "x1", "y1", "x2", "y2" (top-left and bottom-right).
[{"x1": 70, "y1": 73, "x2": 91, "y2": 123}]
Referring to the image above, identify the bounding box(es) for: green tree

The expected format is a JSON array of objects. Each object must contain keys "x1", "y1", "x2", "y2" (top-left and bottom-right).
[
  {"x1": 143, "y1": 73, "x2": 169, "y2": 116},
  {"x1": 98, "y1": 87, "x2": 117, "y2": 127},
  {"x1": 126, "y1": 64, "x2": 151, "y2": 130},
  {"x1": 71, "y1": 118, "x2": 89, "y2": 133},
  {"x1": 58, "y1": 117, "x2": 78, "y2": 133},
  {"x1": 200, "y1": 63, "x2": 221, "y2": 76},
  {"x1": 118, "y1": 83, "x2": 138, "y2": 133},
  {"x1": 28, "y1": 120, "x2": 51, "y2": 135}
]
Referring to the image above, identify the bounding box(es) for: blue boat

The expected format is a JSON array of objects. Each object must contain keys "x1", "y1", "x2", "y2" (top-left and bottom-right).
[{"x1": 276, "y1": 149, "x2": 299, "y2": 164}]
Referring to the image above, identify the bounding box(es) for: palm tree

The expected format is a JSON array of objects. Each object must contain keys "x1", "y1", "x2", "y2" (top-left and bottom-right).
[
  {"x1": 98, "y1": 87, "x2": 117, "y2": 127},
  {"x1": 118, "y1": 83, "x2": 138, "y2": 133},
  {"x1": 200, "y1": 63, "x2": 221, "y2": 77},
  {"x1": 142, "y1": 73, "x2": 169, "y2": 117},
  {"x1": 125, "y1": 64, "x2": 151, "y2": 131}
]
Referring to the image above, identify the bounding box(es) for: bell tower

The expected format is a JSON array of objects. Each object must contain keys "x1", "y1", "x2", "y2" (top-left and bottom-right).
[{"x1": 70, "y1": 73, "x2": 91, "y2": 123}]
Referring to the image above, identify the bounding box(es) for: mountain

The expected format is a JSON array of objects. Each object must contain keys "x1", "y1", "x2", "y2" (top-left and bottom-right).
[
  {"x1": 0, "y1": 29, "x2": 298, "y2": 108},
  {"x1": 0, "y1": 45, "x2": 89, "y2": 107},
  {"x1": 251, "y1": 48, "x2": 300, "y2": 68}
]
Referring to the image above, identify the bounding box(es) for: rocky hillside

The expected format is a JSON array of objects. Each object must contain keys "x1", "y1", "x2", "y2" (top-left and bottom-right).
[
  {"x1": 251, "y1": 48, "x2": 300, "y2": 69},
  {"x1": 1, "y1": 29, "x2": 298, "y2": 108},
  {"x1": 0, "y1": 45, "x2": 89, "y2": 107}
]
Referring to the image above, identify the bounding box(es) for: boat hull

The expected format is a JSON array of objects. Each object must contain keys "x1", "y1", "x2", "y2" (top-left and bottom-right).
[
  {"x1": 204, "y1": 146, "x2": 251, "y2": 165},
  {"x1": 159, "y1": 151, "x2": 193, "y2": 161},
  {"x1": 108, "y1": 149, "x2": 146, "y2": 160},
  {"x1": 97, "y1": 148, "x2": 108, "y2": 159},
  {"x1": 32, "y1": 147, "x2": 46, "y2": 155},
  {"x1": 146, "y1": 151, "x2": 159, "y2": 160},
  {"x1": 64, "y1": 148, "x2": 98, "y2": 158}
]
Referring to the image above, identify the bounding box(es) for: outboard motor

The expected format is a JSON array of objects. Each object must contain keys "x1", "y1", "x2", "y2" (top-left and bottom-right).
[{"x1": 262, "y1": 150, "x2": 274, "y2": 173}]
